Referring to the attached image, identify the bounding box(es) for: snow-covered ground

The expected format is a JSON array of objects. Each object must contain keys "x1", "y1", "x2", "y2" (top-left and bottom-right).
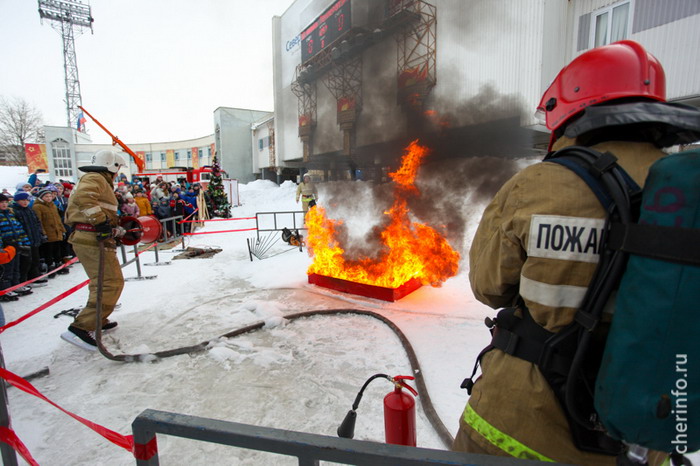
[{"x1": 1, "y1": 165, "x2": 697, "y2": 465}]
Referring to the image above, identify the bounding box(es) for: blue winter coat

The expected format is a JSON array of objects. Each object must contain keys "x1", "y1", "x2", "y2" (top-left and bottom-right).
[
  {"x1": 12, "y1": 203, "x2": 45, "y2": 247},
  {"x1": 180, "y1": 192, "x2": 198, "y2": 214},
  {"x1": 0, "y1": 209, "x2": 31, "y2": 247}
]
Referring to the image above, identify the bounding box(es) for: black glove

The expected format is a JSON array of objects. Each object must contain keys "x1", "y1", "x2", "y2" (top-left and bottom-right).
[
  {"x1": 95, "y1": 221, "x2": 113, "y2": 242},
  {"x1": 18, "y1": 246, "x2": 31, "y2": 257}
]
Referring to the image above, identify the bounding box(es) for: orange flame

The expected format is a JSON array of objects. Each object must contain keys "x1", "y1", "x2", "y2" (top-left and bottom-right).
[{"x1": 307, "y1": 140, "x2": 460, "y2": 289}]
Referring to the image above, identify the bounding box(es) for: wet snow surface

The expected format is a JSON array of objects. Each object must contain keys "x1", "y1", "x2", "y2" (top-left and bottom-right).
[{"x1": 2, "y1": 167, "x2": 697, "y2": 465}]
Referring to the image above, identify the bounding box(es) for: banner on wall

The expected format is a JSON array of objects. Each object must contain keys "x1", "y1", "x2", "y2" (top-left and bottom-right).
[
  {"x1": 166, "y1": 150, "x2": 175, "y2": 168},
  {"x1": 210, "y1": 143, "x2": 216, "y2": 161},
  {"x1": 24, "y1": 144, "x2": 48, "y2": 173},
  {"x1": 192, "y1": 147, "x2": 199, "y2": 169}
]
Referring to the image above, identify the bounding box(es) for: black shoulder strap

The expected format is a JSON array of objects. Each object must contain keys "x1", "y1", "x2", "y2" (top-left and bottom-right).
[
  {"x1": 548, "y1": 146, "x2": 700, "y2": 266},
  {"x1": 544, "y1": 146, "x2": 642, "y2": 211}
]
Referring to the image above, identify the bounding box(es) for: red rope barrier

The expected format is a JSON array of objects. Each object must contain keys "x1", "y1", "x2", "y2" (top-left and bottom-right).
[
  {"x1": 182, "y1": 227, "x2": 257, "y2": 236},
  {"x1": 179, "y1": 216, "x2": 256, "y2": 223},
  {"x1": 0, "y1": 258, "x2": 79, "y2": 296},
  {"x1": 0, "y1": 241, "x2": 165, "y2": 462},
  {"x1": 0, "y1": 242, "x2": 157, "y2": 334},
  {"x1": 0, "y1": 426, "x2": 39, "y2": 466},
  {"x1": 0, "y1": 279, "x2": 90, "y2": 334},
  {"x1": 0, "y1": 368, "x2": 135, "y2": 454}
]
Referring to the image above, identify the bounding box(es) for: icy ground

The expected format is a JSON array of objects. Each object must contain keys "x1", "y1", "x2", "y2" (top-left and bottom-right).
[{"x1": 1, "y1": 166, "x2": 697, "y2": 466}]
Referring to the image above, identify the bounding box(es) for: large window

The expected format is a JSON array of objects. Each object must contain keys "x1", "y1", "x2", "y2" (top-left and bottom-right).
[
  {"x1": 160, "y1": 152, "x2": 166, "y2": 162},
  {"x1": 51, "y1": 139, "x2": 73, "y2": 178},
  {"x1": 590, "y1": 1, "x2": 631, "y2": 48}
]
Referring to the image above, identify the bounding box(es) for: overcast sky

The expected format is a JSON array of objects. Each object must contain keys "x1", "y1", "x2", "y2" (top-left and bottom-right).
[{"x1": 0, "y1": 0, "x2": 295, "y2": 145}]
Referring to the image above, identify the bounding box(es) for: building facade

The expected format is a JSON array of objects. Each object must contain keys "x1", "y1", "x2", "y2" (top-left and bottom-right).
[
  {"x1": 35, "y1": 106, "x2": 273, "y2": 184},
  {"x1": 270, "y1": 0, "x2": 700, "y2": 181}
]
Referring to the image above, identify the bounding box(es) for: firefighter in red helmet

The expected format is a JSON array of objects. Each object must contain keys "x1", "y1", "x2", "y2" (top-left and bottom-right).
[{"x1": 452, "y1": 40, "x2": 700, "y2": 465}]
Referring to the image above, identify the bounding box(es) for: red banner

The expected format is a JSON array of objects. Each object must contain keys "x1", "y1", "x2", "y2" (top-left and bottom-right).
[
  {"x1": 24, "y1": 143, "x2": 48, "y2": 173},
  {"x1": 337, "y1": 97, "x2": 356, "y2": 113},
  {"x1": 398, "y1": 65, "x2": 428, "y2": 89}
]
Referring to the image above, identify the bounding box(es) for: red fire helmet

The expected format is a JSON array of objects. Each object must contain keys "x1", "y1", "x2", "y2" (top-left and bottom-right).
[{"x1": 536, "y1": 40, "x2": 666, "y2": 133}]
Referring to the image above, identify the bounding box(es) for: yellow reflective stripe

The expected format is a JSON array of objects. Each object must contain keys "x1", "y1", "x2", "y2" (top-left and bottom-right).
[
  {"x1": 464, "y1": 404, "x2": 554, "y2": 462},
  {"x1": 660, "y1": 458, "x2": 671, "y2": 466}
]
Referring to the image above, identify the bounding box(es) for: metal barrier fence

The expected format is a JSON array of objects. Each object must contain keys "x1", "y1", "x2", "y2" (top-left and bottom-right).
[
  {"x1": 255, "y1": 211, "x2": 306, "y2": 242},
  {"x1": 132, "y1": 409, "x2": 555, "y2": 466}
]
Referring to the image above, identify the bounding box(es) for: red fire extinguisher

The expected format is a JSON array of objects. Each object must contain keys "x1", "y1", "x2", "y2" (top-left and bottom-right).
[
  {"x1": 384, "y1": 375, "x2": 418, "y2": 446},
  {"x1": 337, "y1": 374, "x2": 419, "y2": 447}
]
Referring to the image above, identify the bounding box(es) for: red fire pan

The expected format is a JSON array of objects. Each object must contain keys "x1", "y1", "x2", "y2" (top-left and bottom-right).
[{"x1": 308, "y1": 273, "x2": 422, "y2": 302}]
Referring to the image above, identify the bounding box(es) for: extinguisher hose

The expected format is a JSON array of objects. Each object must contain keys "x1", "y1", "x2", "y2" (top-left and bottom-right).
[
  {"x1": 90, "y1": 306, "x2": 456, "y2": 448},
  {"x1": 351, "y1": 373, "x2": 392, "y2": 410}
]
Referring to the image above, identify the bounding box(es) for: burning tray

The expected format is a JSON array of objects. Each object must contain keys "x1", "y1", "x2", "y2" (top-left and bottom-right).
[{"x1": 308, "y1": 273, "x2": 422, "y2": 302}]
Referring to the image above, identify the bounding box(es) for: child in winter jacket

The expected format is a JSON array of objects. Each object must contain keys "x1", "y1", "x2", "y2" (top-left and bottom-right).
[
  {"x1": 121, "y1": 195, "x2": 140, "y2": 217},
  {"x1": 169, "y1": 193, "x2": 193, "y2": 235},
  {"x1": 0, "y1": 193, "x2": 33, "y2": 300},
  {"x1": 33, "y1": 189, "x2": 67, "y2": 277},
  {"x1": 12, "y1": 192, "x2": 47, "y2": 285},
  {"x1": 133, "y1": 190, "x2": 153, "y2": 216},
  {"x1": 0, "y1": 238, "x2": 17, "y2": 313}
]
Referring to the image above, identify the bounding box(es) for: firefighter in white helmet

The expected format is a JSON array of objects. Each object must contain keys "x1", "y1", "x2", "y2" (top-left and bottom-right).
[
  {"x1": 63, "y1": 150, "x2": 128, "y2": 349},
  {"x1": 295, "y1": 173, "x2": 318, "y2": 212}
]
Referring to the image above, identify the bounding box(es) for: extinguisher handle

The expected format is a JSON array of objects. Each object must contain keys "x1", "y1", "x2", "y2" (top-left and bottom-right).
[{"x1": 392, "y1": 375, "x2": 418, "y2": 397}]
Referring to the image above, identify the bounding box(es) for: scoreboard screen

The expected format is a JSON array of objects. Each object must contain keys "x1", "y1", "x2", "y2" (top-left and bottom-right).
[{"x1": 300, "y1": 0, "x2": 351, "y2": 64}]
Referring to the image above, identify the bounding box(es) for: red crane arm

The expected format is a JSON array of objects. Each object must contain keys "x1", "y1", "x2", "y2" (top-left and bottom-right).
[{"x1": 78, "y1": 106, "x2": 145, "y2": 172}]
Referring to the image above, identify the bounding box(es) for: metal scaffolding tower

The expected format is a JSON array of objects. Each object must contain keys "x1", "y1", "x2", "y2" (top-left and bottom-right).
[
  {"x1": 395, "y1": 0, "x2": 437, "y2": 111},
  {"x1": 291, "y1": 65, "x2": 317, "y2": 161},
  {"x1": 38, "y1": 0, "x2": 94, "y2": 131}
]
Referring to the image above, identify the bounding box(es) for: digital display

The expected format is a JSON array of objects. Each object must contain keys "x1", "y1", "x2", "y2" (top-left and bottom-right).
[{"x1": 300, "y1": 0, "x2": 351, "y2": 64}]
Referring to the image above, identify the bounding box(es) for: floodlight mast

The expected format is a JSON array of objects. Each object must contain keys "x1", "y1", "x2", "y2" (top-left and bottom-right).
[{"x1": 37, "y1": 0, "x2": 94, "y2": 131}]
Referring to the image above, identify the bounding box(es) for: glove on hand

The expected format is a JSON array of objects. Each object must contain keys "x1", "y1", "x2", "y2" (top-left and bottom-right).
[
  {"x1": 111, "y1": 226, "x2": 126, "y2": 239},
  {"x1": 95, "y1": 221, "x2": 113, "y2": 242}
]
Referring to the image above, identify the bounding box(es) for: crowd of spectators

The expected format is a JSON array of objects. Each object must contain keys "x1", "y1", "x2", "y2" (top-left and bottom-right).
[{"x1": 0, "y1": 172, "x2": 205, "y2": 302}]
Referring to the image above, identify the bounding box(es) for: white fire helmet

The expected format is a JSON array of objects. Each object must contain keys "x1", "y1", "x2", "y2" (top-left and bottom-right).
[{"x1": 80, "y1": 150, "x2": 128, "y2": 173}]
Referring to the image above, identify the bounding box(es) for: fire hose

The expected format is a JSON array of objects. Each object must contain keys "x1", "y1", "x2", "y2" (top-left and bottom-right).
[{"x1": 91, "y1": 244, "x2": 455, "y2": 448}]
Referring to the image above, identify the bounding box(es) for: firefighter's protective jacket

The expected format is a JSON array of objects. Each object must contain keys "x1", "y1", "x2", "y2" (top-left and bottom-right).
[
  {"x1": 295, "y1": 181, "x2": 318, "y2": 202},
  {"x1": 456, "y1": 137, "x2": 666, "y2": 465},
  {"x1": 65, "y1": 171, "x2": 120, "y2": 248}
]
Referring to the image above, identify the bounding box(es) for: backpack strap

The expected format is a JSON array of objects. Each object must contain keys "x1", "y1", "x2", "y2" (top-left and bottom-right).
[
  {"x1": 609, "y1": 222, "x2": 700, "y2": 266},
  {"x1": 460, "y1": 302, "x2": 572, "y2": 395},
  {"x1": 544, "y1": 147, "x2": 641, "y2": 210},
  {"x1": 549, "y1": 146, "x2": 700, "y2": 266}
]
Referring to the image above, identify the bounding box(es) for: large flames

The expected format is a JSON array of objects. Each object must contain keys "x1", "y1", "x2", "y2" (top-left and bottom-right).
[{"x1": 306, "y1": 140, "x2": 460, "y2": 289}]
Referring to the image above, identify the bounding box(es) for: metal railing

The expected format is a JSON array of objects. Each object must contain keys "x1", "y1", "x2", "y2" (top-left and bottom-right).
[
  {"x1": 132, "y1": 409, "x2": 554, "y2": 466},
  {"x1": 255, "y1": 211, "x2": 307, "y2": 242}
]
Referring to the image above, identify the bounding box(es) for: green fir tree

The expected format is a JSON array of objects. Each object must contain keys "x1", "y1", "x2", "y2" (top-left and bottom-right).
[{"x1": 206, "y1": 156, "x2": 231, "y2": 218}]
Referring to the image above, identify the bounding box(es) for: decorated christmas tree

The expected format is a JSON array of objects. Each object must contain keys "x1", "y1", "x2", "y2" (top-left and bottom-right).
[{"x1": 206, "y1": 156, "x2": 231, "y2": 218}]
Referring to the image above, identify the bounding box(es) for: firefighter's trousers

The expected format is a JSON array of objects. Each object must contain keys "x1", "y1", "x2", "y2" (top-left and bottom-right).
[{"x1": 71, "y1": 242, "x2": 124, "y2": 331}]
